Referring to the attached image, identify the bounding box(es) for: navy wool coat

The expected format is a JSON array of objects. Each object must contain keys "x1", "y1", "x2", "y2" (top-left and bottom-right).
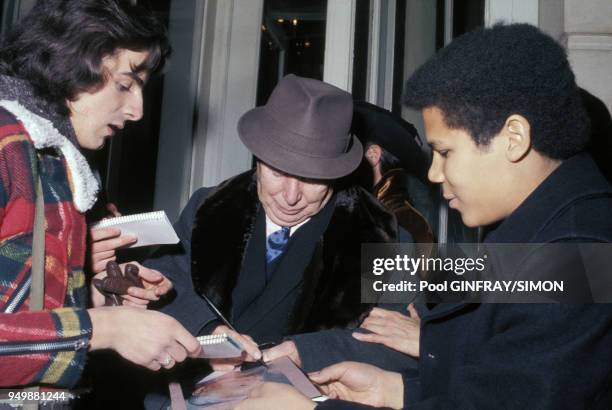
[{"x1": 319, "y1": 155, "x2": 612, "y2": 409}]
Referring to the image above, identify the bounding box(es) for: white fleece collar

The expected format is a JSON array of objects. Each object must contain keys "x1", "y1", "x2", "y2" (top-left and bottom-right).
[{"x1": 0, "y1": 100, "x2": 99, "y2": 212}]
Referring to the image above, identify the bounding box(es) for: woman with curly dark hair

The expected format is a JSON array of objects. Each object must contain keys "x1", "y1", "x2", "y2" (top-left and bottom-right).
[{"x1": 0, "y1": 0, "x2": 200, "y2": 391}]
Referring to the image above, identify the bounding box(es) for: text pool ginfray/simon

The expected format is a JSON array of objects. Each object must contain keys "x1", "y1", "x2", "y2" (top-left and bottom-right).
[
  {"x1": 361, "y1": 243, "x2": 612, "y2": 303},
  {"x1": 372, "y1": 279, "x2": 564, "y2": 293}
]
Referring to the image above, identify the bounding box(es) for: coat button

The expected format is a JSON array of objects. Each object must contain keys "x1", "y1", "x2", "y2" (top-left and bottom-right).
[{"x1": 428, "y1": 353, "x2": 436, "y2": 359}]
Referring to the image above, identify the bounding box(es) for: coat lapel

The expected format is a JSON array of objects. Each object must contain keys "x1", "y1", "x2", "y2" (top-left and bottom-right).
[
  {"x1": 192, "y1": 173, "x2": 399, "y2": 334},
  {"x1": 191, "y1": 171, "x2": 259, "y2": 317},
  {"x1": 231, "y1": 208, "x2": 267, "y2": 322},
  {"x1": 235, "y1": 200, "x2": 335, "y2": 333}
]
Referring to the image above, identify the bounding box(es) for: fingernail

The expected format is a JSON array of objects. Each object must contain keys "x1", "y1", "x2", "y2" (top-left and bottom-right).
[{"x1": 254, "y1": 351, "x2": 262, "y2": 360}]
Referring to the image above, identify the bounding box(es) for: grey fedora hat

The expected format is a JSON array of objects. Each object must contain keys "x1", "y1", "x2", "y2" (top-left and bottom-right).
[{"x1": 238, "y1": 74, "x2": 362, "y2": 179}]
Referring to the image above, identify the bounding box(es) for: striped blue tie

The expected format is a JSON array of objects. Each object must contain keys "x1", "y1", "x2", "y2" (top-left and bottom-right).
[{"x1": 266, "y1": 227, "x2": 290, "y2": 270}]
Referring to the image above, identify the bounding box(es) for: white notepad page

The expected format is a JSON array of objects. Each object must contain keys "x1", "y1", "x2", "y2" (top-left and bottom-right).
[{"x1": 90, "y1": 211, "x2": 179, "y2": 248}]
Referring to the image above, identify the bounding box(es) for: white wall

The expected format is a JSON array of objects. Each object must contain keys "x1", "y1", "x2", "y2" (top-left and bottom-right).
[
  {"x1": 154, "y1": 0, "x2": 262, "y2": 220},
  {"x1": 153, "y1": 0, "x2": 205, "y2": 221},
  {"x1": 485, "y1": 0, "x2": 612, "y2": 111},
  {"x1": 485, "y1": 0, "x2": 539, "y2": 26},
  {"x1": 565, "y1": 0, "x2": 612, "y2": 111},
  {"x1": 190, "y1": 0, "x2": 262, "y2": 193},
  {"x1": 366, "y1": 0, "x2": 397, "y2": 109},
  {"x1": 539, "y1": 0, "x2": 565, "y2": 43},
  {"x1": 323, "y1": 0, "x2": 356, "y2": 91}
]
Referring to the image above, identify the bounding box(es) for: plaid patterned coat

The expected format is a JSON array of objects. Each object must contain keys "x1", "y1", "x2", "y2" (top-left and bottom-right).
[{"x1": 0, "y1": 98, "x2": 99, "y2": 388}]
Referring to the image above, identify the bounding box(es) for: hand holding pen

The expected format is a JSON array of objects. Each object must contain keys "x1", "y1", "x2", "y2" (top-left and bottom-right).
[{"x1": 200, "y1": 293, "x2": 266, "y2": 370}]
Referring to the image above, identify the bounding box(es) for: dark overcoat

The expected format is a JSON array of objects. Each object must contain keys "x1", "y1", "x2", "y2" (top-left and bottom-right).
[
  {"x1": 146, "y1": 169, "x2": 399, "y2": 343},
  {"x1": 319, "y1": 154, "x2": 612, "y2": 409}
]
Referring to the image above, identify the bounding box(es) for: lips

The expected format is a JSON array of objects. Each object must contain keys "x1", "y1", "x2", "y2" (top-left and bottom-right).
[
  {"x1": 276, "y1": 206, "x2": 303, "y2": 216},
  {"x1": 445, "y1": 196, "x2": 459, "y2": 209},
  {"x1": 443, "y1": 193, "x2": 459, "y2": 209},
  {"x1": 272, "y1": 200, "x2": 305, "y2": 216},
  {"x1": 107, "y1": 123, "x2": 124, "y2": 136}
]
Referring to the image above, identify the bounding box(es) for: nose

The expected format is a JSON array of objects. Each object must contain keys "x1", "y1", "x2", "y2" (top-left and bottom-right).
[
  {"x1": 124, "y1": 88, "x2": 144, "y2": 122},
  {"x1": 428, "y1": 154, "x2": 445, "y2": 184},
  {"x1": 283, "y1": 177, "x2": 302, "y2": 206}
]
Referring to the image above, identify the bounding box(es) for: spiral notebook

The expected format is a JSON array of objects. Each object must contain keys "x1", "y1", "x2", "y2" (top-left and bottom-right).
[
  {"x1": 90, "y1": 211, "x2": 179, "y2": 248},
  {"x1": 197, "y1": 334, "x2": 245, "y2": 359}
]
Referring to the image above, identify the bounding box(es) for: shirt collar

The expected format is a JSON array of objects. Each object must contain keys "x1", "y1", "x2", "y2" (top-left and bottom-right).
[{"x1": 265, "y1": 214, "x2": 310, "y2": 238}]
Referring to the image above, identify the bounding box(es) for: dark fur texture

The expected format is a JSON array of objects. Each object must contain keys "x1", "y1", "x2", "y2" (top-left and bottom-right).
[{"x1": 191, "y1": 170, "x2": 397, "y2": 334}]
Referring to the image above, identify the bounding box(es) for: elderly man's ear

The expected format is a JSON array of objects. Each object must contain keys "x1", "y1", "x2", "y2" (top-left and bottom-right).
[{"x1": 365, "y1": 144, "x2": 383, "y2": 168}]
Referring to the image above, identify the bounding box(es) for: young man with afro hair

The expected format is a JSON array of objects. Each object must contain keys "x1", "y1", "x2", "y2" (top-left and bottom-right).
[{"x1": 234, "y1": 23, "x2": 612, "y2": 410}]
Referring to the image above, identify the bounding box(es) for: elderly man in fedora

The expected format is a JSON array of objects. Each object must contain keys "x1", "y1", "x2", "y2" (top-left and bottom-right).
[
  {"x1": 90, "y1": 74, "x2": 405, "y2": 371},
  {"x1": 258, "y1": 102, "x2": 438, "y2": 375}
]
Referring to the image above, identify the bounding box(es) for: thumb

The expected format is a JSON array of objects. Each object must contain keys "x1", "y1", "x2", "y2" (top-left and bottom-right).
[
  {"x1": 408, "y1": 303, "x2": 420, "y2": 320},
  {"x1": 309, "y1": 363, "x2": 347, "y2": 384},
  {"x1": 262, "y1": 342, "x2": 291, "y2": 362},
  {"x1": 135, "y1": 263, "x2": 163, "y2": 282},
  {"x1": 106, "y1": 202, "x2": 121, "y2": 217}
]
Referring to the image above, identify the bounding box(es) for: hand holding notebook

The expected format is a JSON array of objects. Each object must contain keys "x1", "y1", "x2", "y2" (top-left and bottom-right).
[
  {"x1": 197, "y1": 334, "x2": 245, "y2": 359},
  {"x1": 90, "y1": 210, "x2": 179, "y2": 248}
]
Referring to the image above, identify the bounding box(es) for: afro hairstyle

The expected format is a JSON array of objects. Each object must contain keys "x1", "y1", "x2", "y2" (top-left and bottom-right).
[{"x1": 403, "y1": 23, "x2": 589, "y2": 160}]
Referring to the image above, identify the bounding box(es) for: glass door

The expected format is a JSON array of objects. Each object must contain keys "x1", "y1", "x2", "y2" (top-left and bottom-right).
[{"x1": 256, "y1": 0, "x2": 328, "y2": 104}]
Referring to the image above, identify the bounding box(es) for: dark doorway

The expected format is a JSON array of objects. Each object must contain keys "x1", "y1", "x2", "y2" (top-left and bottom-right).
[{"x1": 256, "y1": 0, "x2": 328, "y2": 106}]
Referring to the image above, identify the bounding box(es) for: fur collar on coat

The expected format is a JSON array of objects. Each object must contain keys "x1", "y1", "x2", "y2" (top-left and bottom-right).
[{"x1": 191, "y1": 170, "x2": 398, "y2": 334}]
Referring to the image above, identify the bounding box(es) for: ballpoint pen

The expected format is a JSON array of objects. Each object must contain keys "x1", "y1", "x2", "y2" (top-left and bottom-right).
[{"x1": 200, "y1": 293, "x2": 268, "y2": 367}]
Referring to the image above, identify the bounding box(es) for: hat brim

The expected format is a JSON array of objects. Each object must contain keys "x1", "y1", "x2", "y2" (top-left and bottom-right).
[
  {"x1": 353, "y1": 102, "x2": 430, "y2": 183},
  {"x1": 238, "y1": 107, "x2": 363, "y2": 180}
]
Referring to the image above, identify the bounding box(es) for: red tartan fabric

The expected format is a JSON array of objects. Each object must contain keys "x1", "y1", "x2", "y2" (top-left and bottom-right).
[{"x1": 0, "y1": 107, "x2": 92, "y2": 388}]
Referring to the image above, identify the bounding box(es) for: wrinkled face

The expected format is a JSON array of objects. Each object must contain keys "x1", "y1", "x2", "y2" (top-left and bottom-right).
[
  {"x1": 424, "y1": 106, "x2": 512, "y2": 227},
  {"x1": 69, "y1": 49, "x2": 149, "y2": 150},
  {"x1": 256, "y1": 161, "x2": 333, "y2": 227}
]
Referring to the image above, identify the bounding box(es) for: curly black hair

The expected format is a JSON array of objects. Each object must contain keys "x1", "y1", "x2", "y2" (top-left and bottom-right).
[
  {"x1": 403, "y1": 23, "x2": 589, "y2": 160},
  {"x1": 0, "y1": 0, "x2": 170, "y2": 115}
]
